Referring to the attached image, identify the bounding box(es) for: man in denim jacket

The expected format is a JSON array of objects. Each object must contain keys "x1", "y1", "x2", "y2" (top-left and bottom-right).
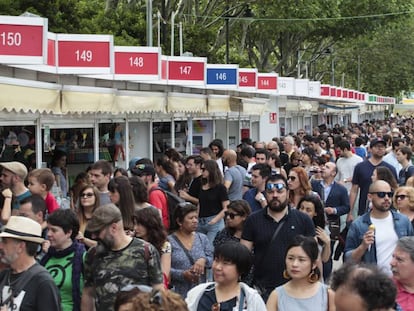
[{"x1": 345, "y1": 180, "x2": 413, "y2": 275}]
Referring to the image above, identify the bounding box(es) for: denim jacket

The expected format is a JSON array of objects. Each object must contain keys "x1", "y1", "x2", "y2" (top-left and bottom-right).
[{"x1": 344, "y1": 210, "x2": 414, "y2": 263}]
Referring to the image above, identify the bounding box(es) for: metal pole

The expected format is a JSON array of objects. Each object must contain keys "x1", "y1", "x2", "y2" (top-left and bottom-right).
[
  {"x1": 357, "y1": 55, "x2": 361, "y2": 90},
  {"x1": 331, "y1": 58, "x2": 335, "y2": 85},
  {"x1": 171, "y1": 11, "x2": 175, "y2": 56},
  {"x1": 297, "y1": 50, "x2": 301, "y2": 78},
  {"x1": 157, "y1": 11, "x2": 161, "y2": 48},
  {"x1": 179, "y1": 22, "x2": 183, "y2": 56},
  {"x1": 225, "y1": 1, "x2": 229, "y2": 64},
  {"x1": 146, "y1": 0, "x2": 153, "y2": 46}
]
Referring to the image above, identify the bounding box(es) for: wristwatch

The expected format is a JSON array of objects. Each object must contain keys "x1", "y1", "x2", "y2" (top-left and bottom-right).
[{"x1": 259, "y1": 196, "x2": 266, "y2": 202}]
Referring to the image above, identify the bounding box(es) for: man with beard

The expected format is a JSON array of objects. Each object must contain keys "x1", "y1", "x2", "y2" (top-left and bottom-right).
[
  {"x1": 345, "y1": 180, "x2": 413, "y2": 275},
  {"x1": 0, "y1": 162, "x2": 31, "y2": 215},
  {"x1": 241, "y1": 174, "x2": 315, "y2": 301},
  {"x1": 348, "y1": 138, "x2": 397, "y2": 222},
  {"x1": 81, "y1": 204, "x2": 163, "y2": 311},
  {"x1": 0, "y1": 216, "x2": 61, "y2": 310}
]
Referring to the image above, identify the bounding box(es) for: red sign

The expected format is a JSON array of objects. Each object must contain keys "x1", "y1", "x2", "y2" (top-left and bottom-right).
[
  {"x1": 114, "y1": 47, "x2": 159, "y2": 77},
  {"x1": 330, "y1": 87, "x2": 336, "y2": 97},
  {"x1": 321, "y1": 86, "x2": 330, "y2": 96},
  {"x1": 58, "y1": 41, "x2": 110, "y2": 67},
  {"x1": 257, "y1": 74, "x2": 277, "y2": 91},
  {"x1": 47, "y1": 38, "x2": 55, "y2": 66},
  {"x1": 241, "y1": 128, "x2": 250, "y2": 139},
  {"x1": 168, "y1": 60, "x2": 205, "y2": 82},
  {"x1": 239, "y1": 70, "x2": 256, "y2": 88},
  {"x1": 269, "y1": 112, "x2": 277, "y2": 124},
  {"x1": 161, "y1": 58, "x2": 168, "y2": 80},
  {"x1": 56, "y1": 34, "x2": 113, "y2": 74},
  {"x1": 0, "y1": 16, "x2": 47, "y2": 64}
]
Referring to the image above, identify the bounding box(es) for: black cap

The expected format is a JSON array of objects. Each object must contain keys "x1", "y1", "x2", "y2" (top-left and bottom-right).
[{"x1": 130, "y1": 164, "x2": 156, "y2": 177}]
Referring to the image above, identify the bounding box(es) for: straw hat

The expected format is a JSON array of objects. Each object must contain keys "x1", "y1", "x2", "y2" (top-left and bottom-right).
[{"x1": 0, "y1": 216, "x2": 44, "y2": 244}]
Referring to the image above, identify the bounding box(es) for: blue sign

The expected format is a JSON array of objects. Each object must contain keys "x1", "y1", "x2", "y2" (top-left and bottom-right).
[{"x1": 206, "y1": 67, "x2": 237, "y2": 85}]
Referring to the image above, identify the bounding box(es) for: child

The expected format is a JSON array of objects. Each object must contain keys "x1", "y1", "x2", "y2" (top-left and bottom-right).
[{"x1": 28, "y1": 168, "x2": 60, "y2": 215}]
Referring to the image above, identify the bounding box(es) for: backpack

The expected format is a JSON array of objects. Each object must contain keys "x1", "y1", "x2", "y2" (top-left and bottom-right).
[{"x1": 149, "y1": 187, "x2": 186, "y2": 232}]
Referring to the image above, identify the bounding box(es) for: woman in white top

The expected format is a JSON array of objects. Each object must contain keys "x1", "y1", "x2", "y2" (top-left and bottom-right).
[
  {"x1": 266, "y1": 235, "x2": 335, "y2": 311},
  {"x1": 186, "y1": 242, "x2": 265, "y2": 311}
]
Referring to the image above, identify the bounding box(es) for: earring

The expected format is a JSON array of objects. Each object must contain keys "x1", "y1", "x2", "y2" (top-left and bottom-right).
[
  {"x1": 308, "y1": 269, "x2": 319, "y2": 283},
  {"x1": 283, "y1": 270, "x2": 290, "y2": 279}
]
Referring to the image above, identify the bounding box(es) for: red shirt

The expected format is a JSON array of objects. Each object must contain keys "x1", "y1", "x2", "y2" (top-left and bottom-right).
[
  {"x1": 148, "y1": 185, "x2": 169, "y2": 230},
  {"x1": 45, "y1": 192, "x2": 59, "y2": 214},
  {"x1": 395, "y1": 279, "x2": 414, "y2": 311}
]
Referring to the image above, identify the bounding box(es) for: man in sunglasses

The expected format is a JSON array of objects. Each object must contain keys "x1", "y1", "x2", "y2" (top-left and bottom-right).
[
  {"x1": 241, "y1": 174, "x2": 315, "y2": 301},
  {"x1": 345, "y1": 180, "x2": 413, "y2": 275}
]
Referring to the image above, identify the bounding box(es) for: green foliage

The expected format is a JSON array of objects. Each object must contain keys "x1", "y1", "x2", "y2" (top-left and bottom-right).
[{"x1": 2, "y1": 0, "x2": 414, "y2": 95}]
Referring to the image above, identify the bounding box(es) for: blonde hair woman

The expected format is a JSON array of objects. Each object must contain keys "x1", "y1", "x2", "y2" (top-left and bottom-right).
[{"x1": 393, "y1": 186, "x2": 414, "y2": 227}]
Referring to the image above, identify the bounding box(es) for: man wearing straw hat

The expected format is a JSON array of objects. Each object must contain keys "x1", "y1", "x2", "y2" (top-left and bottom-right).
[{"x1": 0, "y1": 216, "x2": 61, "y2": 310}]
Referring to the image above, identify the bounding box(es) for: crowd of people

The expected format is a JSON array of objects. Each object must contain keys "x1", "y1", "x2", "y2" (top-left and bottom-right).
[{"x1": 0, "y1": 117, "x2": 414, "y2": 310}]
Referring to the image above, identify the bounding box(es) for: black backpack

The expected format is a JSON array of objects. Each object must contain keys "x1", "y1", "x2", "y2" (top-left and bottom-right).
[{"x1": 149, "y1": 187, "x2": 186, "y2": 232}]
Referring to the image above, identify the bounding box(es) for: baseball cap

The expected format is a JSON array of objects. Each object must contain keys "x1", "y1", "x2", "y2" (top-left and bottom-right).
[
  {"x1": 86, "y1": 204, "x2": 122, "y2": 233},
  {"x1": 128, "y1": 157, "x2": 142, "y2": 171},
  {"x1": 370, "y1": 138, "x2": 386, "y2": 147},
  {"x1": 0, "y1": 161, "x2": 28, "y2": 180},
  {"x1": 130, "y1": 163, "x2": 155, "y2": 177}
]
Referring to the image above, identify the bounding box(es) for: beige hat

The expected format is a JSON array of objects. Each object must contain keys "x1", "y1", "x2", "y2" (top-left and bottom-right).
[
  {"x1": 0, "y1": 216, "x2": 44, "y2": 244},
  {"x1": 86, "y1": 203, "x2": 122, "y2": 233},
  {"x1": 0, "y1": 161, "x2": 28, "y2": 180}
]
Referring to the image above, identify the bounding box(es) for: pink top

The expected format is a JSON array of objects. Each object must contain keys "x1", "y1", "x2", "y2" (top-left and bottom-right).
[{"x1": 395, "y1": 279, "x2": 414, "y2": 311}]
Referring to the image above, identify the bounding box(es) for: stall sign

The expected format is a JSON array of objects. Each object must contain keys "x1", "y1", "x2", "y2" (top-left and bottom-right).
[
  {"x1": 257, "y1": 73, "x2": 278, "y2": 93},
  {"x1": 206, "y1": 64, "x2": 238, "y2": 88},
  {"x1": 321, "y1": 85, "x2": 330, "y2": 97},
  {"x1": 56, "y1": 34, "x2": 113, "y2": 74},
  {"x1": 167, "y1": 56, "x2": 206, "y2": 86},
  {"x1": 0, "y1": 15, "x2": 47, "y2": 64},
  {"x1": 269, "y1": 112, "x2": 277, "y2": 124},
  {"x1": 114, "y1": 46, "x2": 160, "y2": 80},
  {"x1": 278, "y1": 77, "x2": 295, "y2": 95},
  {"x1": 238, "y1": 68, "x2": 257, "y2": 91}
]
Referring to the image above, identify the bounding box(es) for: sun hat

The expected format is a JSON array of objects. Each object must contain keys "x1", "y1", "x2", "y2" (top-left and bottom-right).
[{"x1": 0, "y1": 216, "x2": 44, "y2": 244}]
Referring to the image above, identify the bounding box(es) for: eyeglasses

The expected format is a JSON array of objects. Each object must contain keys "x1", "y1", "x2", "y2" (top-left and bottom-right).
[
  {"x1": 396, "y1": 194, "x2": 408, "y2": 200},
  {"x1": 287, "y1": 176, "x2": 297, "y2": 181},
  {"x1": 224, "y1": 211, "x2": 241, "y2": 219},
  {"x1": 80, "y1": 192, "x2": 94, "y2": 198},
  {"x1": 266, "y1": 183, "x2": 286, "y2": 193},
  {"x1": 370, "y1": 191, "x2": 394, "y2": 198}
]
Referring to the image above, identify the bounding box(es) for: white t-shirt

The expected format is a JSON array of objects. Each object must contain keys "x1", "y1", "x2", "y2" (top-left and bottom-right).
[
  {"x1": 371, "y1": 213, "x2": 398, "y2": 275},
  {"x1": 335, "y1": 154, "x2": 363, "y2": 193}
]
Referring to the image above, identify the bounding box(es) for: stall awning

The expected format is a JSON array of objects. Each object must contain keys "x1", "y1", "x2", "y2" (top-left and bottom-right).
[
  {"x1": 114, "y1": 91, "x2": 166, "y2": 113},
  {"x1": 61, "y1": 85, "x2": 115, "y2": 114},
  {"x1": 230, "y1": 97, "x2": 268, "y2": 115},
  {"x1": 207, "y1": 95, "x2": 230, "y2": 113},
  {"x1": 0, "y1": 77, "x2": 60, "y2": 113},
  {"x1": 167, "y1": 93, "x2": 207, "y2": 113}
]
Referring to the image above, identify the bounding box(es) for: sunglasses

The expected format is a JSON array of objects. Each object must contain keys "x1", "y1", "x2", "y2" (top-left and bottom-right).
[
  {"x1": 396, "y1": 194, "x2": 408, "y2": 200},
  {"x1": 266, "y1": 183, "x2": 286, "y2": 193},
  {"x1": 370, "y1": 191, "x2": 394, "y2": 198},
  {"x1": 224, "y1": 212, "x2": 241, "y2": 219},
  {"x1": 80, "y1": 192, "x2": 94, "y2": 198},
  {"x1": 287, "y1": 176, "x2": 297, "y2": 181}
]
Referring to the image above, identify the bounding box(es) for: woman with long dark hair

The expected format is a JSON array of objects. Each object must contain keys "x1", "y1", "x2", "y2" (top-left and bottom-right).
[
  {"x1": 197, "y1": 160, "x2": 229, "y2": 245},
  {"x1": 76, "y1": 183, "x2": 100, "y2": 249},
  {"x1": 108, "y1": 175, "x2": 136, "y2": 233},
  {"x1": 134, "y1": 207, "x2": 171, "y2": 287}
]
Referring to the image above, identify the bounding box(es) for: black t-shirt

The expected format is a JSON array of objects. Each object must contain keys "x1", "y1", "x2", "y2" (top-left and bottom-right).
[
  {"x1": 197, "y1": 285, "x2": 237, "y2": 311},
  {"x1": 188, "y1": 175, "x2": 202, "y2": 199},
  {"x1": 0, "y1": 263, "x2": 61, "y2": 311},
  {"x1": 198, "y1": 184, "x2": 228, "y2": 218}
]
